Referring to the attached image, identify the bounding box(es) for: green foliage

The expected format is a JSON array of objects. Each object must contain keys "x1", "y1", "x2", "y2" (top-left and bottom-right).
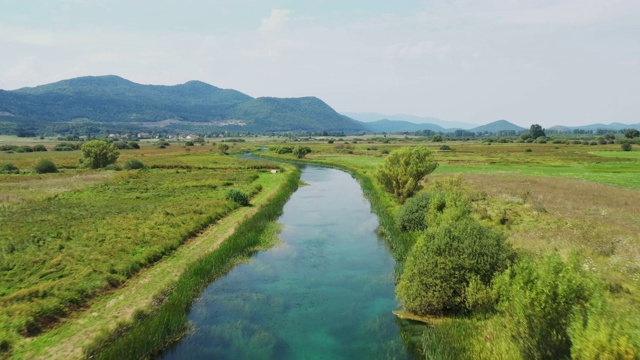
[
  {"x1": 439, "y1": 145, "x2": 452, "y2": 151},
  {"x1": 292, "y1": 145, "x2": 311, "y2": 158},
  {"x1": 0, "y1": 145, "x2": 19, "y2": 152},
  {"x1": 0, "y1": 163, "x2": 20, "y2": 174},
  {"x1": 33, "y1": 159, "x2": 58, "y2": 174},
  {"x1": 80, "y1": 140, "x2": 119, "y2": 168},
  {"x1": 569, "y1": 291, "x2": 640, "y2": 359},
  {"x1": 396, "y1": 192, "x2": 432, "y2": 232},
  {"x1": 124, "y1": 159, "x2": 145, "y2": 170},
  {"x1": 32, "y1": 144, "x2": 47, "y2": 152},
  {"x1": 53, "y1": 142, "x2": 82, "y2": 151},
  {"x1": 432, "y1": 134, "x2": 443, "y2": 142},
  {"x1": 218, "y1": 143, "x2": 229, "y2": 154},
  {"x1": 624, "y1": 128, "x2": 640, "y2": 139},
  {"x1": 622, "y1": 142, "x2": 632, "y2": 151},
  {"x1": 494, "y1": 253, "x2": 593, "y2": 360},
  {"x1": 529, "y1": 124, "x2": 546, "y2": 139},
  {"x1": 270, "y1": 145, "x2": 293, "y2": 154},
  {"x1": 397, "y1": 216, "x2": 511, "y2": 315},
  {"x1": 375, "y1": 146, "x2": 438, "y2": 203},
  {"x1": 226, "y1": 188, "x2": 250, "y2": 206},
  {"x1": 16, "y1": 145, "x2": 33, "y2": 153}
]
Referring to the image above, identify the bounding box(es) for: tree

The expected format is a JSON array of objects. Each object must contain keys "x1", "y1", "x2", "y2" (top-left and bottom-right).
[
  {"x1": 375, "y1": 146, "x2": 438, "y2": 203},
  {"x1": 624, "y1": 128, "x2": 640, "y2": 139},
  {"x1": 621, "y1": 142, "x2": 632, "y2": 151},
  {"x1": 528, "y1": 124, "x2": 546, "y2": 139},
  {"x1": 218, "y1": 143, "x2": 229, "y2": 154},
  {"x1": 80, "y1": 140, "x2": 119, "y2": 169},
  {"x1": 292, "y1": 145, "x2": 311, "y2": 159}
]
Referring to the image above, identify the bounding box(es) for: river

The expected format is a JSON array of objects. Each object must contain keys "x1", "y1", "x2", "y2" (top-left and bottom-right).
[{"x1": 160, "y1": 165, "x2": 417, "y2": 359}]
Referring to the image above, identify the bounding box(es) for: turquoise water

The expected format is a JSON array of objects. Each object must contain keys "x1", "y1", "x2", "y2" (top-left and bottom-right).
[{"x1": 160, "y1": 167, "x2": 416, "y2": 359}]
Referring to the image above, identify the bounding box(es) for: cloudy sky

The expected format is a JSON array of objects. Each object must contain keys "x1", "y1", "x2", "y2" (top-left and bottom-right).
[{"x1": 1, "y1": 0, "x2": 639, "y2": 127}]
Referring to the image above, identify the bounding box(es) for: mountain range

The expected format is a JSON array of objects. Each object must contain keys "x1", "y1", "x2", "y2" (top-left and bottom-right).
[
  {"x1": 0, "y1": 75, "x2": 366, "y2": 135},
  {"x1": 1, "y1": 76, "x2": 638, "y2": 136}
]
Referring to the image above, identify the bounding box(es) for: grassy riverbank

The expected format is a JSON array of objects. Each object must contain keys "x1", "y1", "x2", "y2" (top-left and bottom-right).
[{"x1": 253, "y1": 140, "x2": 640, "y2": 358}]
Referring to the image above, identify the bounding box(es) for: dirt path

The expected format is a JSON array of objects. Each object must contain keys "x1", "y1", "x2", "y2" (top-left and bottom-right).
[{"x1": 15, "y1": 173, "x2": 284, "y2": 360}]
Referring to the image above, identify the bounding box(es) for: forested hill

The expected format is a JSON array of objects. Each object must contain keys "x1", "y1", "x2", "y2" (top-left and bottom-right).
[{"x1": 0, "y1": 75, "x2": 366, "y2": 135}]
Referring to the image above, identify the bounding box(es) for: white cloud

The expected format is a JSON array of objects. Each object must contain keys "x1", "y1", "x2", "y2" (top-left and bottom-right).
[{"x1": 259, "y1": 9, "x2": 291, "y2": 33}]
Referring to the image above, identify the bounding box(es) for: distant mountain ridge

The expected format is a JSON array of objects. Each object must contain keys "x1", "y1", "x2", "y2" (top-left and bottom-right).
[
  {"x1": 469, "y1": 120, "x2": 526, "y2": 133},
  {"x1": 358, "y1": 119, "x2": 449, "y2": 133},
  {"x1": 342, "y1": 112, "x2": 478, "y2": 129},
  {"x1": 0, "y1": 75, "x2": 366, "y2": 134}
]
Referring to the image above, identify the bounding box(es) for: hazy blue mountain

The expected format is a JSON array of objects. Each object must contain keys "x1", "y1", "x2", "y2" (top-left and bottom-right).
[
  {"x1": 0, "y1": 75, "x2": 366, "y2": 134},
  {"x1": 342, "y1": 112, "x2": 478, "y2": 129},
  {"x1": 548, "y1": 122, "x2": 640, "y2": 132},
  {"x1": 469, "y1": 120, "x2": 526, "y2": 133},
  {"x1": 359, "y1": 119, "x2": 449, "y2": 133}
]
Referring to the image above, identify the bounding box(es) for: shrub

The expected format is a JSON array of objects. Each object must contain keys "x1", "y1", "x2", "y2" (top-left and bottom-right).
[
  {"x1": 34, "y1": 159, "x2": 58, "y2": 174},
  {"x1": 16, "y1": 146, "x2": 33, "y2": 153},
  {"x1": 622, "y1": 142, "x2": 632, "y2": 151},
  {"x1": 184, "y1": 141, "x2": 194, "y2": 146},
  {"x1": 397, "y1": 217, "x2": 511, "y2": 315},
  {"x1": 32, "y1": 144, "x2": 47, "y2": 152},
  {"x1": 0, "y1": 145, "x2": 18, "y2": 152},
  {"x1": 0, "y1": 163, "x2": 19, "y2": 174},
  {"x1": 53, "y1": 142, "x2": 81, "y2": 151},
  {"x1": 103, "y1": 164, "x2": 122, "y2": 171},
  {"x1": 494, "y1": 253, "x2": 593, "y2": 360},
  {"x1": 226, "y1": 189, "x2": 249, "y2": 206},
  {"x1": 439, "y1": 145, "x2": 452, "y2": 151},
  {"x1": 292, "y1": 146, "x2": 311, "y2": 159},
  {"x1": 396, "y1": 192, "x2": 432, "y2": 232},
  {"x1": 525, "y1": 148, "x2": 532, "y2": 152},
  {"x1": 124, "y1": 159, "x2": 145, "y2": 170}
]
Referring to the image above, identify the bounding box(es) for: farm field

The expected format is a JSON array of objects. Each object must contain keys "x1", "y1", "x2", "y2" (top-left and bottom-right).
[{"x1": 0, "y1": 138, "x2": 294, "y2": 358}]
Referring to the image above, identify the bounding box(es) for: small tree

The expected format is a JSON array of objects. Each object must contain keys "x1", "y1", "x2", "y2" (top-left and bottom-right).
[
  {"x1": 621, "y1": 142, "x2": 632, "y2": 151},
  {"x1": 376, "y1": 146, "x2": 438, "y2": 203},
  {"x1": 34, "y1": 159, "x2": 58, "y2": 174},
  {"x1": 0, "y1": 163, "x2": 19, "y2": 174},
  {"x1": 80, "y1": 140, "x2": 119, "y2": 169},
  {"x1": 292, "y1": 146, "x2": 311, "y2": 159},
  {"x1": 218, "y1": 143, "x2": 230, "y2": 154}
]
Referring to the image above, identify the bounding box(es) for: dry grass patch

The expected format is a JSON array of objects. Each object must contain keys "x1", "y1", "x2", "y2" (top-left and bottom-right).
[{"x1": 446, "y1": 173, "x2": 640, "y2": 303}]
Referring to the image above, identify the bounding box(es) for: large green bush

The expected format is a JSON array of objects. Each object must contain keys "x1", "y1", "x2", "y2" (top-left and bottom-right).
[
  {"x1": 397, "y1": 217, "x2": 511, "y2": 315},
  {"x1": 34, "y1": 159, "x2": 58, "y2": 174},
  {"x1": 396, "y1": 192, "x2": 432, "y2": 232}
]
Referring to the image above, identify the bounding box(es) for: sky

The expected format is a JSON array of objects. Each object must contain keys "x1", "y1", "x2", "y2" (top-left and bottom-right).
[{"x1": 1, "y1": 0, "x2": 639, "y2": 127}]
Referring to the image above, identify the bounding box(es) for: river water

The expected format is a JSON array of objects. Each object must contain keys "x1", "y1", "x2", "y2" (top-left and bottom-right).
[{"x1": 160, "y1": 166, "x2": 416, "y2": 359}]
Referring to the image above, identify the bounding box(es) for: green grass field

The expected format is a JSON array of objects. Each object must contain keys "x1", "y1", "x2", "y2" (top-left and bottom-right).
[{"x1": 0, "y1": 139, "x2": 285, "y2": 355}]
